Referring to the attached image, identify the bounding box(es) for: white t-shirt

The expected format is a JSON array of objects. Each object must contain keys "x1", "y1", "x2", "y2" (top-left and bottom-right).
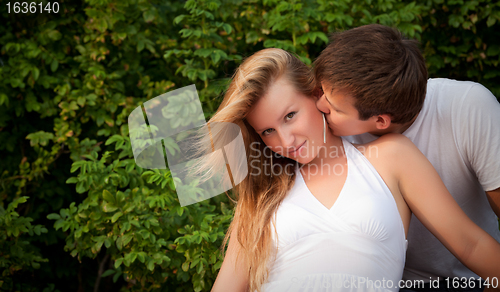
[{"x1": 345, "y1": 78, "x2": 500, "y2": 281}]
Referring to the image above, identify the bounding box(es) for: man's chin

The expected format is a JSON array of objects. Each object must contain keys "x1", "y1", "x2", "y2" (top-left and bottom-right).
[
  {"x1": 330, "y1": 128, "x2": 348, "y2": 137},
  {"x1": 326, "y1": 124, "x2": 345, "y2": 137},
  {"x1": 333, "y1": 128, "x2": 365, "y2": 137}
]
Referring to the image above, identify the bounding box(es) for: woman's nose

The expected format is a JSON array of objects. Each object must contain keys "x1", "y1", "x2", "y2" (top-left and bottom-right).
[
  {"x1": 277, "y1": 128, "x2": 295, "y2": 150},
  {"x1": 316, "y1": 95, "x2": 331, "y2": 114}
]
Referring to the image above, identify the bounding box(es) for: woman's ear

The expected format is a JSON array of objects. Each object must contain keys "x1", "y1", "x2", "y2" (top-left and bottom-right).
[{"x1": 375, "y1": 114, "x2": 392, "y2": 130}]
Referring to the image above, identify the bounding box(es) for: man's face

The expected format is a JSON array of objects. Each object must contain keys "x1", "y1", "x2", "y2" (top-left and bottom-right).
[{"x1": 316, "y1": 83, "x2": 378, "y2": 137}]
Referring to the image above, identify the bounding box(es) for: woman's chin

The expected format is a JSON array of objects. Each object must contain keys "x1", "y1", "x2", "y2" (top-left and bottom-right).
[{"x1": 287, "y1": 155, "x2": 313, "y2": 165}]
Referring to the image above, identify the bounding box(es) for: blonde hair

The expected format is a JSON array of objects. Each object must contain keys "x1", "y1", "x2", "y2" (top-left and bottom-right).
[{"x1": 208, "y1": 48, "x2": 315, "y2": 291}]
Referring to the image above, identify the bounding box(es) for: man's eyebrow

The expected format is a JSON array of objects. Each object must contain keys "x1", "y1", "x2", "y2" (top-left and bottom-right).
[
  {"x1": 321, "y1": 84, "x2": 341, "y2": 110},
  {"x1": 324, "y1": 93, "x2": 342, "y2": 111},
  {"x1": 324, "y1": 92, "x2": 334, "y2": 106}
]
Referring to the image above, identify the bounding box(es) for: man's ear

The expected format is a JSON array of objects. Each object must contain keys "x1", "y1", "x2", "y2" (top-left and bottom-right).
[{"x1": 374, "y1": 114, "x2": 392, "y2": 130}]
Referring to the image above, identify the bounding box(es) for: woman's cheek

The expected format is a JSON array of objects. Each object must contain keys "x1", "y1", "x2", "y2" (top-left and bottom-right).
[{"x1": 266, "y1": 139, "x2": 283, "y2": 155}]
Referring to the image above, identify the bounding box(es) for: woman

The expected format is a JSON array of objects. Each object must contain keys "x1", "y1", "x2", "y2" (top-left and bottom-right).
[{"x1": 207, "y1": 48, "x2": 500, "y2": 292}]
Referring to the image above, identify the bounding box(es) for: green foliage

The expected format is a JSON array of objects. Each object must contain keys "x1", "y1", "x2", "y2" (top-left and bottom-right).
[
  {"x1": 0, "y1": 0, "x2": 498, "y2": 291},
  {"x1": 420, "y1": 0, "x2": 500, "y2": 97},
  {"x1": 0, "y1": 197, "x2": 48, "y2": 290}
]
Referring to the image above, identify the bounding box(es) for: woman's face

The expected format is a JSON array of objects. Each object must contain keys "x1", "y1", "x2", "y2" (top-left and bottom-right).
[{"x1": 246, "y1": 76, "x2": 327, "y2": 165}]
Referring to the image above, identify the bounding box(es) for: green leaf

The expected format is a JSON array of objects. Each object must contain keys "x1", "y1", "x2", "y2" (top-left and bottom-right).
[
  {"x1": 54, "y1": 219, "x2": 65, "y2": 230},
  {"x1": 487, "y1": 45, "x2": 500, "y2": 56},
  {"x1": 147, "y1": 259, "x2": 155, "y2": 271},
  {"x1": 113, "y1": 270, "x2": 122, "y2": 283},
  {"x1": 102, "y1": 203, "x2": 118, "y2": 213},
  {"x1": 222, "y1": 23, "x2": 233, "y2": 34},
  {"x1": 487, "y1": 16, "x2": 496, "y2": 27},
  {"x1": 105, "y1": 134, "x2": 123, "y2": 146},
  {"x1": 174, "y1": 14, "x2": 186, "y2": 24},
  {"x1": 143, "y1": 10, "x2": 156, "y2": 22},
  {"x1": 114, "y1": 258, "x2": 123, "y2": 268},
  {"x1": 111, "y1": 211, "x2": 123, "y2": 223},
  {"x1": 104, "y1": 238, "x2": 113, "y2": 249},
  {"x1": 129, "y1": 252, "x2": 138, "y2": 263},
  {"x1": 179, "y1": 28, "x2": 193, "y2": 38},
  {"x1": 47, "y1": 213, "x2": 61, "y2": 220},
  {"x1": 50, "y1": 60, "x2": 59, "y2": 72},
  {"x1": 116, "y1": 237, "x2": 123, "y2": 250},
  {"x1": 137, "y1": 252, "x2": 146, "y2": 263},
  {"x1": 130, "y1": 219, "x2": 140, "y2": 228},
  {"x1": 149, "y1": 218, "x2": 159, "y2": 226},
  {"x1": 70, "y1": 161, "x2": 85, "y2": 173},
  {"x1": 32, "y1": 67, "x2": 40, "y2": 81},
  {"x1": 137, "y1": 40, "x2": 145, "y2": 52},
  {"x1": 0, "y1": 93, "x2": 9, "y2": 106},
  {"x1": 122, "y1": 233, "x2": 133, "y2": 246},
  {"x1": 47, "y1": 30, "x2": 62, "y2": 40},
  {"x1": 75, "y1": 45, "x2": 86, "y2": 54},
  {"x1": 194, "y1": 48, "x2": 212, "y2": 58},
  {"x1": 26, "y1": 131, "x2": 54, "y2": 147},
  {"x1": 316, "y1": 32, "x2": 329, "y2": 44},
  {"x1": 211, "y1": 52, "x2": 221, "y2": 64},
  {"x1": 102, "y1": 190, "x2": 116, "y2": 205},
  {"x1": 101, "y1": 269, "x2": 115, "y2": 277},
  {"x1": 66, "y1": 177, "x2": 78, "y2": 184}
]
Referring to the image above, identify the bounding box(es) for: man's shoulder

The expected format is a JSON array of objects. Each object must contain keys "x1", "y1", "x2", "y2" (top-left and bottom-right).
[
  {"x1": 427, "y1": 78, "x2": 483, "y2": 99},
  {"x1": 427, "y1": 78, "x2": 497, "y2": 112},
  {"x1": 427, "y1": 77, "x2": 480, "y2": 87}
]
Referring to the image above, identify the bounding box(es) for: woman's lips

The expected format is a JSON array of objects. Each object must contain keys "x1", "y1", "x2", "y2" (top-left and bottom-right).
[{"x1": 288, "y1": 141, "x2": 306, "y2": 156}]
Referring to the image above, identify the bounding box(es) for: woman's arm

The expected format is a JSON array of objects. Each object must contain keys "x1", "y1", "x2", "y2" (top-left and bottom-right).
[
  {"x1": 381, "y1": 134, "x2": 500, "y2": 281},
  {"x1": 212, "y1": 227, "x2": 249, "y2": 292}
]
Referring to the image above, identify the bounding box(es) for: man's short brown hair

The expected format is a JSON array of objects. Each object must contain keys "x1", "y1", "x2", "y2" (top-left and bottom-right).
[{"x1": 314, "y1": 24, "x2": 428, "y2": 124}]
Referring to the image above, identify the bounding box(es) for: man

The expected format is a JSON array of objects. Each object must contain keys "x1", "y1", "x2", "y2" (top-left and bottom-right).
[{"x1": 314, "y1": 24, "x2": 500, "y2": 291}]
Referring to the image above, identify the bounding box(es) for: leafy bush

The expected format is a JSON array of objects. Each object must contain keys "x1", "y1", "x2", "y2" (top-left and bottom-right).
[
  {"x1": 0, "y1": 0, "x2": 498, "y2": 291},
  {"x1": 0, "y1": 197, "x2": 48, "y2": 290}
]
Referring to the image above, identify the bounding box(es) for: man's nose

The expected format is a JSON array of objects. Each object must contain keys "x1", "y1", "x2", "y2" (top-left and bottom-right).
[{"x1": 316, "y1": 95, "x2": 331, "y2": 114}]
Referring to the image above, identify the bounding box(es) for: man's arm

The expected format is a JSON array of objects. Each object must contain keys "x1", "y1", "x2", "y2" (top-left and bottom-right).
[
  {"x1": 458, "y1": 84, "x2": 500, "y2": 213},
  {"x1": 486, "y1": 187, "x2": 500, "y2": 218},
  {"x1": 384, "y1": 134, "x2": 500, "y2": 281}
]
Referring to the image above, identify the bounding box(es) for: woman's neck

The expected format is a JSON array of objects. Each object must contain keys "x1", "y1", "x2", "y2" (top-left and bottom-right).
[{"x1": 307, "y1": 135, "x2": 345, "y2": 168}]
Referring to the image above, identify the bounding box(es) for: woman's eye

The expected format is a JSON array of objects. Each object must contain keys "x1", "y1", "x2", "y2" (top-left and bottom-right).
[
  {"x1": 285, "y1": 112, "x2": 296, "y2": 120},
  {"x1": 262, "y1": 128, "x2": 274, "y2": 136}
]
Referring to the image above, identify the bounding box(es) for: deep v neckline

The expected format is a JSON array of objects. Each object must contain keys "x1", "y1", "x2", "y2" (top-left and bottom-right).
[{"x1": 298, "y1": 138, "x2": 350, "y2": 212}]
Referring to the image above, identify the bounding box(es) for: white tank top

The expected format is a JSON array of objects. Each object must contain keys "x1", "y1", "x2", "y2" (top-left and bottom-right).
[{"x1": 262, "y1": 138, "x2": 407, "y2": 292}]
